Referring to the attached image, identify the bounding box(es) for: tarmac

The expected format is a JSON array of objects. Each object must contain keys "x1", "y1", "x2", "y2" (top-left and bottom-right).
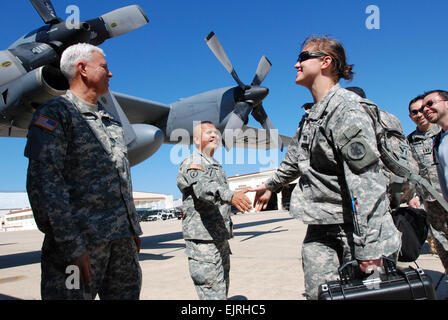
[{"x1": 0, "y1": 209, "x2": 447, "y2": 300}]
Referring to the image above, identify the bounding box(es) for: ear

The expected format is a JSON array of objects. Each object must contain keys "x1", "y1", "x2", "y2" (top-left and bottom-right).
[
  {"x1": 320, "y1": 56, "x2": 333, "y2": 71},
  {"x1": 193, "y1": 135, "x2": 200, "y2": 147},
  {"x1": 77, "y1": 61, "x2": 88, "y2": 77}
]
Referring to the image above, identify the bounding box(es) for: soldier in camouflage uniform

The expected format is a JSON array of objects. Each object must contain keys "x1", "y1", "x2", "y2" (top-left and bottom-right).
[
  {"x1": 177, "y1": 121, "x2": 252, "y2": 300},
  {"x1": 251, "y1": 37, "x2": 401, "y2": 299},
  {"x1": 25, "y1": 44, "x2": 142, "y2": 300},
  {"x1": 414, "y1": 91, "x2": 448, "y2": 273}
]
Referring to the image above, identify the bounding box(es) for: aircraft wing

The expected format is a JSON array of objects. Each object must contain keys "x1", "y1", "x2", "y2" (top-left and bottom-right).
[
  {"x1": 231, "y1": 125, "x2": 291, "y2": 150},
  {"x1": 0, "y1": 90, "x2": 170, "y2": 139},
  {"x1": 0, "y1": 126, "x2": 28, "y2": 138},
  {"x1": 112, "y1": 91, "x2": 170, "y2": 125}
]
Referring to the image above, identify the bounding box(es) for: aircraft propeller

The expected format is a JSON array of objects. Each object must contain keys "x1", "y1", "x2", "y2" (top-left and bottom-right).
[
  {"x1": 205, "y1": 32, "x2": 283, "y2": 151},
  {"x1": 28, "y1": 0, "x2": 149, "y2": 51},
  {"x1": 30, "y1": 0, "x2": 61, "y2": 25}
]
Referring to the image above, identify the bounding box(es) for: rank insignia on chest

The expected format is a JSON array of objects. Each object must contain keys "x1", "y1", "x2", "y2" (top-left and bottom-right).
[{"x1": 34, "y1": 115, "x2": 58, "y2": 132}]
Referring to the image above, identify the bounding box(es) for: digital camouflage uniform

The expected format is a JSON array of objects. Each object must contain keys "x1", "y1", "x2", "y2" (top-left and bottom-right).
[
  {"x1": 409, "y1": 125, "x2": 448, "y2": 272},
  {"x1": 177, "y1": 149, "x2": 234, "y2": 300},
  {"x1": 265, "y1": 84, "x2": 401, "y2": 299},
  {"x1": 377, "y1": 110, "x2": 419, "y2": 209},
  {"x1": 25, "y1": 91, "x2": 142, "y2": 300}
]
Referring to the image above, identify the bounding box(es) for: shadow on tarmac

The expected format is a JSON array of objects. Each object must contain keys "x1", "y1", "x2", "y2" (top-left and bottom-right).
[
  {"x1": 235, "y1": 226, "x2": 288, "y2": 242},
  {"x1": 0, "y1": 216, "x2": 293, "y2": 269},
  {"x1": 234, "y1": 217, "x2": 293, "y2": 230},
  {"x1": 0, "y1": 251, "x2": 41, "y2": 270},
  {"x1": 0, "y1": 294, "x2": 21, "y2": 300}
]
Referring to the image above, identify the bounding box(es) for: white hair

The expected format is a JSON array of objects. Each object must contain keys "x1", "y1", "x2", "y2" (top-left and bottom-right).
[{"x1": 60, "y1": 43, "x2": 105, "y2": 82}]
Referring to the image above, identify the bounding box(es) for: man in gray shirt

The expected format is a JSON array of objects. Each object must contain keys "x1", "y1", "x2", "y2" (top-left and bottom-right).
[{"x1": 421, "y1": 89, "x2": 448, "y2": 273}]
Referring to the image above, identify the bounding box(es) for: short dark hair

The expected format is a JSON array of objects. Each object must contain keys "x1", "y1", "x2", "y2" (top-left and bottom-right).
[
  {"x1": 423, "y1": 89, "x2": 448, "y2": 101},
  {"x1": 408, "y1": 94, "x2": 425, "y2": 112}
]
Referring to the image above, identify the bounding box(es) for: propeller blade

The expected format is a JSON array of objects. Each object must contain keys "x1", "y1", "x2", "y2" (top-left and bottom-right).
[
  {"x1": 251, "y1": 104, "x2": 284, "y2": 151},
  {"x1": 86, "y1": 5, "x2": 149, "y2": 46},
  {"x1": 30, "y1": 0, "x2": 61, "y2": 24},
  {"x1": 99, "y1": 91, "x2": 137, "y2": 146},
  {"x1": 205, "y1": 32, "x2": 245, "y2": 89},
  {"x1": 222, "y1": 102, "x2": 252, "y2": 150},
  {"x1": 251, "y1": 56, "x2": 272, "y2": 86}
]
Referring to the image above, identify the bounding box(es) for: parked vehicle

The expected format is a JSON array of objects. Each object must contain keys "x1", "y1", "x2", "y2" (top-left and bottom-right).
[
  {"x1": 137, "y1": 209, "x2": 182, "y2": 222},
  {"x1": 175, "y1": 210, "x2": 183, "y2": 220},
  {"x1": 162, "y1": 209, "x2": 176, "y2": 219},
  {"x1": 137, "y1": 209, "x2": 164, "y2": 222}
]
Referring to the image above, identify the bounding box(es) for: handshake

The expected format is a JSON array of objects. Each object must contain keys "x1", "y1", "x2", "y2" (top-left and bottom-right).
[{"x1": 231, "y1": 183, "x2": 272, "y2": 213}]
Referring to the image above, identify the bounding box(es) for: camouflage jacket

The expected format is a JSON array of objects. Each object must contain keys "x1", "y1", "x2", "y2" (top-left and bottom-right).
[
  {"x1": 177, "y1": 149, "x2": 234, "y2": 241},
  {"x1": 375, "y1": 110, "x2": 419, "y2": 207},
  {"x1": 265, "y1": 84, "x2": 400, "y2": 260},
  {"x1": 407, "y1": 125, "x2": 442, "y2": 201},
  {"x1": 25, "y1": 91, "x2": 142, "y2": 262}
]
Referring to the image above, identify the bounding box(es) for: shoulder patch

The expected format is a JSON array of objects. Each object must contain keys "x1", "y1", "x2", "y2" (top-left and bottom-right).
[
  {"x1": 347, "y1": 141, "x2": 366, "y2": 160},
  {"x1": 33, "y1": 115, "x2": 58, "y2": 132},
  {"x1": 188, "y1": 164, "x2": 203, "y2": 170}
]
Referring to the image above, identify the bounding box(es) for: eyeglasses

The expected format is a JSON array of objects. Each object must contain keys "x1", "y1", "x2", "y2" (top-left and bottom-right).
[
  {"x1": 418, "y1": 99, "x2": 447, "y2": 113},
  {"x1": 410, "y1": 109, "x2": 424, "y2": 116},
  {"x1": 297, "y1": 51, "x2": 328, "y2": 63}
]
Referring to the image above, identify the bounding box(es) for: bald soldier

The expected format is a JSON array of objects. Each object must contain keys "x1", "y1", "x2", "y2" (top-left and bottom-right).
[{"x1": 176, "y1": 121, "x2": 252, "y2": 300}]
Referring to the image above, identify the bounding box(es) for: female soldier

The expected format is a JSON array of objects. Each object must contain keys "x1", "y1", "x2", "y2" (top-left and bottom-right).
[{"x1": 251, "y1": 36, "x2": 401, "y2": 299}]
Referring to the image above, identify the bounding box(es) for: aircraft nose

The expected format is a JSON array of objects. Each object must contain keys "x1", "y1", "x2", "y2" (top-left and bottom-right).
[{"x1": 243, "y1": 86, "x2": 269, "y2": 103}]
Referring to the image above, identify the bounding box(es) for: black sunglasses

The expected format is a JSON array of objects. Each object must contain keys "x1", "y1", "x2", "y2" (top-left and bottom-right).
[
  {"x1": 297, "y1": 51, "x2": 327, "y2": 63},
  {"x1": 410, "y1": 109, "x2": 424, "y2": 116},
  {"x1": 417, "y1": 99, "x2": 447, "y2": 113}
]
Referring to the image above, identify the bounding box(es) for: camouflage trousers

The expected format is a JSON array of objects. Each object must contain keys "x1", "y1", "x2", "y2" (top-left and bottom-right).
[
  {"x1": 425, "y1": 200, "x2": 448, "y2": 273},
  {"x1": 185, "y1": 239, "x2": 231, "y2": 300},
  {"x1": 301, "y1": 223, "x2": 399, "y2": 300},
  {"x1": 40, "y1": 235, "x2": 142, "y2": 300}
]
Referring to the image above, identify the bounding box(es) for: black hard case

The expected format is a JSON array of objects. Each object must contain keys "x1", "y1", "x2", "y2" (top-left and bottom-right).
[{"x1": 318, "y1": 258, "x2": 437, "y2": 300}]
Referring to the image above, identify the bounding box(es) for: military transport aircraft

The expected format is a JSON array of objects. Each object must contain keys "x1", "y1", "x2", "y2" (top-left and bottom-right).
[{"x1": 0, "y1": 0, "x2": 290, "y2": 167}]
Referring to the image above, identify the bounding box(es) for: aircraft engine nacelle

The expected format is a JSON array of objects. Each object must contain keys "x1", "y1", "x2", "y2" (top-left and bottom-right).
[
  {"x1": 127, "y1": 124, "x2": 164, "y2": 167},
  {"x1": 0, "y1": 65, "x2": 68, "y2": 128},
  {"x1": 20, "y1": 65, "x2": 68, "y2": 104},
  {"x1": 166, "y1": 87, "x2": 236, "y2": 139}
]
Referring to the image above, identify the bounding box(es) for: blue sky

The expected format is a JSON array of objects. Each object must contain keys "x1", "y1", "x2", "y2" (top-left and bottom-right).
[{"x1": 1, "y1": 0, "x2": 447, "y2": 199}]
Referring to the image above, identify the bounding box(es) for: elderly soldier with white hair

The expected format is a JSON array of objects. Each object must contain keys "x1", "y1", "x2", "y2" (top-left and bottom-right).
[
  {"x1": 177, "y1": 121, "x2": 252, "y2": 300},
  {"x1": 25, "y1": 43, "x2": 143, "y2": 300}
]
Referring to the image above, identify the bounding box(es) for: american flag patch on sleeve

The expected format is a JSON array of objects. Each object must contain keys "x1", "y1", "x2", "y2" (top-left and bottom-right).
[
  {"x1": 189, "y1": 163, "x2": 203, "y2": 170},
  {"x1": 34, "y1": 115, "x2": 58, "y2": 132}
]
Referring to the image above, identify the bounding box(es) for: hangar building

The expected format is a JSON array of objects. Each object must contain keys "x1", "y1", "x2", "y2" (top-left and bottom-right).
[{"x1": 0, "y1": 191, "x2": 175, "y2": 232}]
